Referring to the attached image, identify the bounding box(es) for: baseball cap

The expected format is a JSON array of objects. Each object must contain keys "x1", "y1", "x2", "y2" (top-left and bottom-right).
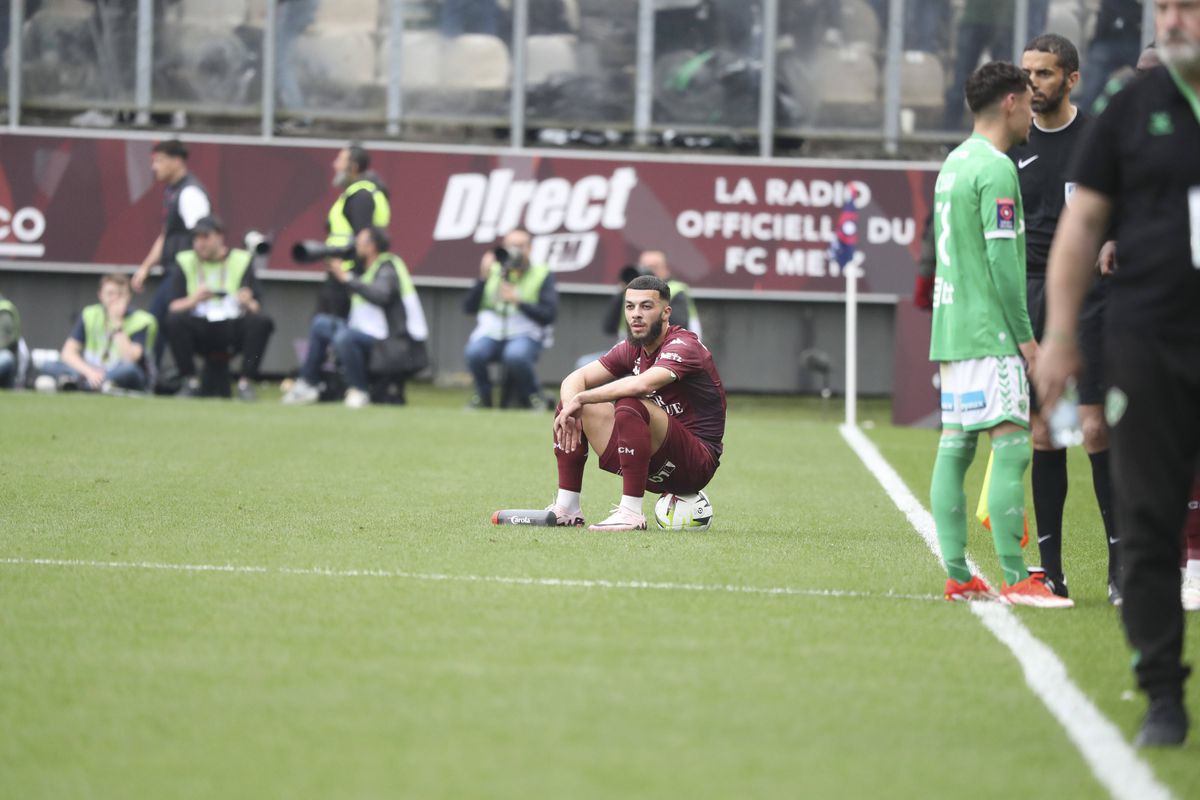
[{"x1": 192, "y1": 215, "x2": 225, "y2": 235}]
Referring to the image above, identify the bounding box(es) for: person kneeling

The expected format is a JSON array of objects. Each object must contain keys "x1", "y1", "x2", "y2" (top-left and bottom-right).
[
  {"x1": 283, "y1": 226, "x2": 428, "y2": 409},
  {"x1": 163, "y1": 216, "x2": 275, "y2": 400},
  {"x1": 37, "y1": 273, "x2": 156, "y2": 393}
]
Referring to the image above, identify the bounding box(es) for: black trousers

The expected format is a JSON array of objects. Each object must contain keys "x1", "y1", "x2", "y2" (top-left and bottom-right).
[
  {"x1": 1108, "y1": 332, "x2": 1200, "y2": 698},
  {"x1": 164, "y1": 311, "x2": 275, "y2": 380}
]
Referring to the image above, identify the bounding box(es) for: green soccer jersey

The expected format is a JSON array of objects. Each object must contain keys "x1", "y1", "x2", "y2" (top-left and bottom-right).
[{"x1": 929, "y1": 134, "x2": 1035, "y2": 362}]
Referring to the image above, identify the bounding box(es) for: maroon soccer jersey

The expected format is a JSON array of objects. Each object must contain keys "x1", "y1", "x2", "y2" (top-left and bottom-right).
[{"x1": 598, "y1": 326, "x2": 726, "y2": 457}]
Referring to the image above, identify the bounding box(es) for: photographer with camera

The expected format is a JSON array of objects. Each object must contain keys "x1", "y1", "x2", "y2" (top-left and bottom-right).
[
  {"x1": 604, "y1": 250, "x2": 701, "y2": 340},
  {"x1": 575, "y1": 250, "x2": 702, "y2": 370},
  {"x1": 283, "y1": 227, "x2": 428, "y2": 409},
  {"x1": 162, "y1": 216, "x2": 275, "y2": 400},
  {"x1": 318, "y1": 143, "x2": 391, "y2": 319},
  {"x1": 463, "y1": 228, "x2": 558, "y2": 409}
]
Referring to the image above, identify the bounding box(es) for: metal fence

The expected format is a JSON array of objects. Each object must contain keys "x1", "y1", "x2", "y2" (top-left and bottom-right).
[{"x1": 3, "y1": 0, "x2": 1157, "y2": 155}]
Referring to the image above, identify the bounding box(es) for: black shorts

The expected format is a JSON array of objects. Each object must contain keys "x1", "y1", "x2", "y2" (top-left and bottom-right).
[{"x1": 1027, "y1": 273, "x2": 1107, "y2": 408}]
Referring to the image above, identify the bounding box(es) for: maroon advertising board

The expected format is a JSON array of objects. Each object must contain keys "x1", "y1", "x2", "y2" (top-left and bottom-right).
[{"x1": 0, "y1": 133, "x2": 937, "y2": 296}]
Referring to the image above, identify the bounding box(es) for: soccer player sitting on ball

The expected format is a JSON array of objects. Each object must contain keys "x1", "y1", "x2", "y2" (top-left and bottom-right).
[{"x1": 544, "y1": 275, "x2": 726, "y2": 531}]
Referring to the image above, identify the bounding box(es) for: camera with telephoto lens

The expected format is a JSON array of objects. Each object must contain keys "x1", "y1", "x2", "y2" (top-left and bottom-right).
[
  {"x1": 620, "y1": 264, "x2": 650, "y2": 284},
  {"x1": 291, "y1": 240, "x2": 355, "y2": 263},
  {"x1": 244, "y1": 230, "x2": 271, "y2": 256},
  {"x1": 493, "y1": 246, "x2": 526, "y2": 279}
]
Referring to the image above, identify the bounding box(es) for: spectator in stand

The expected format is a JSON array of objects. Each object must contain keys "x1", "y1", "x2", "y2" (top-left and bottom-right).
[
  {"x1": 441, "y1": 0, "x2": 500, "y2": 37},
  {"x1": 943, "y1": 0, "x2": 1015, "y2": 129},
  {"x1": 275, "y1": 0, "x2": 319, "y2": 127},
  {"x1": 1077, "y1": 0, "x2": 1145, "y2": 111}
]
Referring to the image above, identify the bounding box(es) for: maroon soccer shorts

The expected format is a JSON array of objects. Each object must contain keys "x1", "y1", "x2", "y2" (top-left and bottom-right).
[{"x1": 598, "y1": 415, "x2": 718, "y2": 494}]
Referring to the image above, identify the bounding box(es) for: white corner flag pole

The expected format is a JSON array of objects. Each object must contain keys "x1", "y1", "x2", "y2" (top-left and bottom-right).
[{"x1": 844, "y1": 260, "x2": 858, "y2": 428}]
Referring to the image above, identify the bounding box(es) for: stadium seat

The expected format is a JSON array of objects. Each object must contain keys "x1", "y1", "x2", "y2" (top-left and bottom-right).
[
  {"x1": 292, "y1": 29, "x2": 379, "y2": 95},
  {"x1": 314, "y1": 0, "x2": 380, "y2": 28},
  {"x1": 812, "y1": 43, "x2": 878, "y2": 107},
  {"x1": 840, "y1": 0, "x2": 881, "y2": 50},
  {"x1": 442, "y1": 34, "x2": 511, "y2": 90},
  {"x1": 179, "y1": 0, "x2": 248, "y2": 26},
  {"x1": 900, "y1": 50, "x2": 945, "y2": 113},
  {"x1": 1045, "y1": 3, "x2": 1086, "y2": 47},
  {"x1": 35, "y1": 0, "x2": 91, "y2": 15},
  {"x1": 395, "y1": 30, "x2": 444, "y2": 90},
  {"x1": 525, "y1": 34, "x2": 579, "y2": 85}
]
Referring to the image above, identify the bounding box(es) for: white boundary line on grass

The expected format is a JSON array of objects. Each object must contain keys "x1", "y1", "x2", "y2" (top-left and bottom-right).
[
  {"x1": 839, "y1": 424, "x2": 1172, "y2": 800},
  {"x1": 0, "y1": 557, "x2": 941, "y2": 604}
]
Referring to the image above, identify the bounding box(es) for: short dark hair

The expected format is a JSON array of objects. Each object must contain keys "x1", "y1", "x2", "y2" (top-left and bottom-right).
[
  {"x1": 152, "y1": 139, "x2": 189, "y2": 160},
  {"x1": 965, "y1": 62, "x2": 1031, "y2": 113},
  {"x1": 191, "y1": 215, "x2": 224, "y2": 235},
  {"x1": 1025, "y1": 34, "x2": 1080, "y2": 75},
  {"x1": 626, "y1": 274, "x2": 670, "y2": 301},
  {"x1": 346, "y1": 143, "x2": 370, "y2": 173},
  {"x1": 365, "y1": 226, "x2": 390, "y2": 253}
]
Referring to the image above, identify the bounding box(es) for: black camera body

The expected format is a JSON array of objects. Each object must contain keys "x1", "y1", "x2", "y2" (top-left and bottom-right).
[
  {"x1": 493, "y1": 246, "x2": 527, "y2": 281},
  {"x1": 244, "y1": 231, "x2": 271, "y2": 256},
  {"x1": 292, "y1": 240, "x2": 355, "y2": 263},
  {"x1": 620, "y1": 264, "x2": 650, "y2": 284}
]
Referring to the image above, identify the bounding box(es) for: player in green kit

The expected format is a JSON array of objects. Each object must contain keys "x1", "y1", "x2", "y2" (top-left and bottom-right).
[{"x1": 930, "y1": 61, "x2": 1073, "y2": 608}]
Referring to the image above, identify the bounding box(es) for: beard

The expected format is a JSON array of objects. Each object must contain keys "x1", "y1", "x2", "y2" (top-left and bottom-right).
[
  {"x1": 1031, "y1": 83, "x2": 1067, "y2": 115},
  {"x1": 1161, "y1": 39, "x2": 1200, "y2": 77},
  {"x1": 627, "y1": 318, "x2": 664, "y2": 349}
]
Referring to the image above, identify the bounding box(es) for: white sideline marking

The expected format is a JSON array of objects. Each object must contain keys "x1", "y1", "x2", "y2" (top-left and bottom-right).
[
  {"x1": 0, "y1": 557, "x2": 939, "y2": 604},
  {"x1": 839, "y1": 424, "x2": 1172, "y2": 800}
]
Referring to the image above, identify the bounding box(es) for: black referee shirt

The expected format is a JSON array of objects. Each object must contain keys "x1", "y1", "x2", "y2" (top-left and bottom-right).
[
  {"x1": 1009, "y1": 109, "x2": 1091, "y2": 274},
  {"x1": 1070, "y1": 66, "x2": 1200, "y2": 338}
]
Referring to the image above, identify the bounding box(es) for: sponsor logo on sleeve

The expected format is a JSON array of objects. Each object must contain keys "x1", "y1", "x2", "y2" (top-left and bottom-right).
[{"x1": 995, "y1": 199, "x2": 1016, "y2": 231}]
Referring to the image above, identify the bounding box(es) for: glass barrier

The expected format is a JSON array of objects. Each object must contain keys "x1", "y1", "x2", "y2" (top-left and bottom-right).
[
  {"x1": 149, "y1": 0, "x2": 264, "y2": 129},
  {"x1": 774, "y1": 1, "x2": 883, "y2": 136},
  {"x1": 652, "y1": 0, "x2": 764, "y2": 134},
  {"x1": 1, "y1": 6, "x2": 10, "y2": 121},
  {"x1": 6, "y1": 0, "x2": 1155, "y2": 150},
  {"x1": 523, "y1": 0, "x2": 635, "y2": 138},
  {"x1": 390, "y1": 0, "x2": 512, "y2": 129},
  {"x1": 20, "y1": 0, "x2": 145, "y2": 125},
  {"x1": 1074, "y1": 0, "x2": 1145, "y2": 113}
]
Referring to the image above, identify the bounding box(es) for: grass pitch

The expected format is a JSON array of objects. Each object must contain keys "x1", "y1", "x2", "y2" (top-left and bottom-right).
[{"x1": 1, "y1": 388, "x2": 1197, "y2": 798}]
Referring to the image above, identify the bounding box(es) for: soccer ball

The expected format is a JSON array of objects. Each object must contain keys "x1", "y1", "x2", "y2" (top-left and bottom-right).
[{"x1": 654, "y1": 491, "x2": 714, "y2": 531}]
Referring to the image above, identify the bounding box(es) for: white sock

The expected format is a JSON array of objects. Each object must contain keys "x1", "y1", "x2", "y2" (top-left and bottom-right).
[
  {"x1": 555, "y1": 489, "x2": 581, "y2": 514},
  {"x1": 1187, "y1": 560, "x2": 1200, "y2": 581},
  {"x1": 619, "y1": 494, "x2": 643, "y2": 515}
]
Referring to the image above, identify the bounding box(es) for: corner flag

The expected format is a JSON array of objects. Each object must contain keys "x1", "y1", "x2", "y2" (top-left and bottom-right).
[
  {"x1": 976, "y1": 451, "x2": 1030, "y2": 547},
  {"x1": 828, "y1": 187, "x2": 859, "y2": 269}
]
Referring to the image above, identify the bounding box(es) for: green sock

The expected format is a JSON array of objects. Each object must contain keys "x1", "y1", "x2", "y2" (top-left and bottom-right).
[
  {"x1": 989, "y1": 430, "x2": 1032, "y2": 586},
  {"x1": 931, "y1": 431, "x2": 978, "y2": 582}
]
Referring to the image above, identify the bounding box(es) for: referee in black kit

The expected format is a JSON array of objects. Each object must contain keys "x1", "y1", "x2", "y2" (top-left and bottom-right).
[
  {"x1": 1009, "y1": 34, "x2": 1122, "y2": 605},
  {"x1": 1038, "y1": 0, "x2": 1200, "y2": 747}
]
